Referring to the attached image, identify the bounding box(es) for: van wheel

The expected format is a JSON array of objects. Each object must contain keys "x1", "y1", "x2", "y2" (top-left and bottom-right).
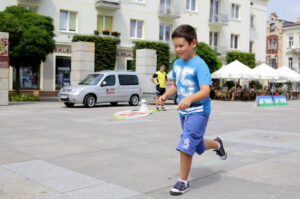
[
  {"x1": 110, "y1": 102, "x2": 118, "y2": 106},
  {"x1": 174, "y1": 95, "x2": 178, "y2": 105},
  {"x1": 84, "y1": 94, "x2": 96, "y2": 108},
  {"x1": 129, "y1": 95, "x2": 139, "y2": 106},
  {"x1": 64, "y1": 102, "x2": 75, "y2": 107}
]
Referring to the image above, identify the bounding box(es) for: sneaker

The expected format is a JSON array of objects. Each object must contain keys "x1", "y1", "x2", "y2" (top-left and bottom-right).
[
  {"x1": 214, "y1": 137, "x2": 227, "y2": 160},
  {"x1": 160, "y1": 107, "x2": 166, "y2": 111},
  {"x1": 170, "y1": 181, "x2": 191, "y2": 196},
  {"x1": 156, "y1": 107, "x2": 160, "y2": 111}
]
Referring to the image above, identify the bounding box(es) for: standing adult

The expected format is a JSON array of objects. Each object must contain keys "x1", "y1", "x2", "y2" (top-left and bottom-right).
[{"x1": 151, "y1": 64, "x2": 167, "y2": 110}]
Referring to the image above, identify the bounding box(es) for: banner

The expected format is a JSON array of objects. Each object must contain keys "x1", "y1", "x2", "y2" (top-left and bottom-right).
[
  {"x1": 0, "y1": 32, "x2": 9, "y2": 68},
  {"x1": 256, "y1": 95, "x2": 288, "y2": 107}
]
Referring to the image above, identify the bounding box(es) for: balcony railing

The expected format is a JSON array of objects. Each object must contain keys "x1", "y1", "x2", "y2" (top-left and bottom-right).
[
  {"x1": 95, "y1": 0, "x2": 120, "y2": 9},
  {"x1": 209, "y1": 14, "x2": 229, "y2": 26},
  {"x1": 158, "y1": 5, "x2": 180, "y2": 19},
  {"x1": 288, "y1": 46, "x2": 300, "y2": 54}
]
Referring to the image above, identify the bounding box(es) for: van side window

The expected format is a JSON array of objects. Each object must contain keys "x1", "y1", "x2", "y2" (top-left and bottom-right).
[
  {"x1": 101, "y1": 75, "x2": 116, "y2": 86},
  {"x1": 118, "y1": 75, "x2": 139, "y2": 85}
]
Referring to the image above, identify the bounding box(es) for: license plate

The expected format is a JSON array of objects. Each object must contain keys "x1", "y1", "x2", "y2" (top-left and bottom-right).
[{"x1": 60, "y1": 95, "x2": 68, "y2": 99}]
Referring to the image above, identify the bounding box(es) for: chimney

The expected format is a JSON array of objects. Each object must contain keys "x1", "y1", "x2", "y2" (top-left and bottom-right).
[{"x1": 297, "y1": 17, "x2": 300, "y2": 23}]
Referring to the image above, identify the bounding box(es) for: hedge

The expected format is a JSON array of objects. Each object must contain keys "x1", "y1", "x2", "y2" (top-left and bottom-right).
[
  {"x1": 196, "y1": 42, "x2": 222, "y2": 73},
  {"x1": 226, "y1": 51, "x2": 256, "y2": 68},
  {"x1": 132, "y1": 40, "x2": 170, "y2": 71},
  {"x1": 72, "y1": 35, "x2": 118, "y2": 71}
]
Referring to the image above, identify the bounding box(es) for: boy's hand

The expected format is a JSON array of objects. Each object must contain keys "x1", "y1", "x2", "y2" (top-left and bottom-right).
[
  {"x1": 178, "y1": 96, "x2": 192, "y2": 110},
  {"x1": 159, "y1": 94, "x2": 167, "y2": 106}
]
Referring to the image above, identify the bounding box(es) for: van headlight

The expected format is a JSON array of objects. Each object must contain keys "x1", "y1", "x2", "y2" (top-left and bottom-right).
[{"x1": 71, "y1": 88, "x2": 83, "y2": 94}]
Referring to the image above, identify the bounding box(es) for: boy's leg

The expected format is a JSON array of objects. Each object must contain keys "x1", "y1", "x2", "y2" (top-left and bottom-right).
[
  {"x1": 204, "y1": 139, "x2": 219, "y2": 150},
  {"x1": 180, "y1": 151, "x2": 193, "y2": 180}
]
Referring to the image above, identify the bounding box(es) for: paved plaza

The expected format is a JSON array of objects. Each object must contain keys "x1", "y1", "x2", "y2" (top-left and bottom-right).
[{"x1": 0, "y1": 100, "x2": 300, "y2": 199}]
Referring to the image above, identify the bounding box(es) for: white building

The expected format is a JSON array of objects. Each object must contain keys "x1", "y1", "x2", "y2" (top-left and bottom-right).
[{"x1": 0, "y1": 0, "x2": 268, "y2": 92}]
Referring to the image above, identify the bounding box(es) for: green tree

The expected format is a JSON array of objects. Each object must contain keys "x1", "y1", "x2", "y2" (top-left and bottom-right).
[
  {"x1": 226, "y1": 51, "x2": 256, "y2": 68},
  {"x1": 196, "y1": 42, "x2": 222, "y2": 73},
  {"x1": 0, "y1": 6, "x2": 55, "y2": 93}
]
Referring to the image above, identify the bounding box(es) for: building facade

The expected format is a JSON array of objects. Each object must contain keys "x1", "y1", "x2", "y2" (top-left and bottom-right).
[
  {"x1": 282, "y1": 22, "x2": 300, "y2": 73},
  {"x1": 266, "y1": 13, "x2": 294, "y2": 69},
  {"x1": 1, "y1": 0, "x2": 268, "y2": 91}
]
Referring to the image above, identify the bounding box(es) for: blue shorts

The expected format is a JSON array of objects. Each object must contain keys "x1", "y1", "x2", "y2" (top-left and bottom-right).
[{"x1": 176, "y1": 113, "x2": 209, "y2": 156}]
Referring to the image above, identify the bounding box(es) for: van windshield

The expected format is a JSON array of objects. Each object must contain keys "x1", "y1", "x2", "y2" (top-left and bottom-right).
[{"x1": 79, "y1": 74, "x2": 104, "y2": 85}]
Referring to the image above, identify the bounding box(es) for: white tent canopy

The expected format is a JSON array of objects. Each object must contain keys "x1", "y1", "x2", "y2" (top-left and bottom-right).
[
  {"x1": 211, "y1": 60, "x2": 254, "y2": 79},
  {"x1": 252, "y1": 63, "x2": 279, "y2": 80},
  {"x1": 276, "y1": 66, "x2": 300, "y2": 82}
]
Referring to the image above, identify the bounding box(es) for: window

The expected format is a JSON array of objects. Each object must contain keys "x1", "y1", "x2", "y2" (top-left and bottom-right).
[
  {"x1": 60, "y1": 10, "x2": 77, "y2": 32},
  {"x1": 209, "y1": 31, "x2": 218, "y2": 51},
  {"x1": 186, "y1": 0, "x2": 196, "y2": 11},
  {"x1": 271, "y1": 59, "x2": 276, "y2": 68},
  {"x1": 19, "y1": 4, "x2": 38, "y2": 13},
  {"x1": 160, "y1": 0, "x2": 171, "y2": 14},
  {"x1": 288, "y1": 57, "x2": 293, "y2": 69},
  {"x1": 270, "y1": 23, "x2": 275, "y2": 31},
  {"x1": 250, "y1": 15, "x2": 255, "y2": 29},
  {"x1": 118, "y1": 75, "x2": 139, "y2": 85},
  {"x1": 268, "y1": 39, "x2": 277, "y2": 50},
  {"x1": 130, "y1": 20, "x2": 143, "y2": 39},
  {"x1": 97, "y1": 16, "x2": 113, "y2": 32},
  {"x1": 231, "y1": 4, "x2": 239, "y2": 20},
  {"x1": 249, "y1": 41, "x2": 254, "y2": 53},
  {"x1": 231, "y1": 34, "x2": 238, "y2": 49},
  {"x1": 289, "y1": 36, "x2": 294, "y2": 48},
  {"x1": 159, "y1": 24, "x2": 171, "y2": 42},
  {"x1": 56, "y1": 56, "x2": 71, "y2": 90},
  {"x1": 102, "y1": 75, "x2": 116, "y2": 86},
  {"x1": 13, "y1": 66, "x2": 40, "y2": 89},
  {"x1": 210, "y1": 0, "x2": 219, "y2": 22}
]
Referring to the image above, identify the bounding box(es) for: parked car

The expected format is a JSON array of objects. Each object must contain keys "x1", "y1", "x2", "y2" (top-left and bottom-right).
[{"x1": 58, "y1": 70, "x2": 141, "y2": 108}]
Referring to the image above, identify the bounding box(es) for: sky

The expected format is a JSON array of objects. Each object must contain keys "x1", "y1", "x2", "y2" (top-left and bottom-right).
[{"x1": 267, "y1": 0, "x2": 300, "y2": 22}]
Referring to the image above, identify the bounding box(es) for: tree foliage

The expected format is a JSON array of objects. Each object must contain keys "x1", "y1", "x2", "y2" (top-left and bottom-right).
[
  {"x1": 195, "y1": 42, "x2": 223, "y2": 73},
  {"x1": 72, "y1": 35, "x2": 118, "y2": 71},
  {"x1": 226, "y1": 51, "x2": 256, "y2": 68},
  {"x1": 0, "y1": 6, "x2": 55, "y2": 92}
]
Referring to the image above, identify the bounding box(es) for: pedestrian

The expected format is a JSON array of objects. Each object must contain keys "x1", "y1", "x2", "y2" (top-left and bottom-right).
[
  {"x1": 159, "y1": 24, "x2": 227, "y2": 196},
  {"x1": 151, "y1": 64, "x2": 167, "y2": 111}
]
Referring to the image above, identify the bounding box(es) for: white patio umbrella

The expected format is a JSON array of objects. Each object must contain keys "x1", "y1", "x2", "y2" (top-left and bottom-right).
[
  {"x1": 252, "y1": 63, "x2": 280, "y2": 80},
  {"x1": 211, "y1": 60, "x2": 254, "y2": 79},
  {"x1": 276, "y1": 66, "x2": 300, "y2": 82}
]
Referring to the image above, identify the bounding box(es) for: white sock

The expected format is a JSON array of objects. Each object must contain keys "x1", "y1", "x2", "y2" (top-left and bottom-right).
[
  {"x1": 178, "y1": 178, "x2": 188, "y2": 185},
  {"x1": 217, "y1": 142, "x2": 221, "y2": 149}
]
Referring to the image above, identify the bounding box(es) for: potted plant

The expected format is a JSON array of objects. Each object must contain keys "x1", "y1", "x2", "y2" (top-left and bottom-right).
[
  {"x1": 111, "y1": 31, "x2": 121, "y2": 37},
  {"x1": 102, "y1": 30, "x2": 110, "y2": 35},
  {"x1": 94, "y1": 30, "x2": 99, "y2": 36}
]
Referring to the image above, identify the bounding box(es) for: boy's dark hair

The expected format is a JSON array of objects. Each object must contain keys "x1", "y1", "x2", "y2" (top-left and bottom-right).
[{"x1": 172, "y1": 24, "x2": 197, "y2": 44}]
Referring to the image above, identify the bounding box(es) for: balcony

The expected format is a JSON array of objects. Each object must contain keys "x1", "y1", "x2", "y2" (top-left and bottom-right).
[
  {"x1": 289, "y1": 46, "x2": 300, "y2": 54},
  {"x1": 95, "y1": 0, "x2": 120, "y2": 10},
  {"x1": 209, "y1": 14, "x2": 229, "y2": 26},
  {"x1": 211, "y1": 46, "x2": 228, "y2": 58},
  {"x1": 158, "y1": 5, "x2": 180, "y2": 19}
]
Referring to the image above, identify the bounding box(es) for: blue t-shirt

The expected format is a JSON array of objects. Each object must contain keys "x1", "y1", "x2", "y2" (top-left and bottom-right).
[{"x1": 172, "y1": 56, "x2": 212, "y2": 117}]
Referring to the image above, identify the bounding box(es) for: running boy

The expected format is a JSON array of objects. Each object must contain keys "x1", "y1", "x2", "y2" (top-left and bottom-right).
[{"x1": 159, "y1": 24, "x2": 227, "y2": 196}]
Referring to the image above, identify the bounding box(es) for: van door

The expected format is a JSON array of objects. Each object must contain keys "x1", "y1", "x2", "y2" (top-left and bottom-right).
[
  {"x1": 98, "y1": 75, "x2": 118, "y2": 102},
  {"x1": 118, "y1": 74, "x2": 139, "y2": 101}
]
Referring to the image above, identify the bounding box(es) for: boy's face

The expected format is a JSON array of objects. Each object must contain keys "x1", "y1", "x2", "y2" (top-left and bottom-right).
[{"x1": 173, "y1": 37, "x2": 197, "y2": 61}]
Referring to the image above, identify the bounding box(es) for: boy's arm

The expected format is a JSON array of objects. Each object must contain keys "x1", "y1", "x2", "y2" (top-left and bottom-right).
[
  {"x1": 177, "y1": 85, "x2": 210, "y2": 110},
  {"x1": 159, "y1": 80, "x2": 177, "y2": 105}
]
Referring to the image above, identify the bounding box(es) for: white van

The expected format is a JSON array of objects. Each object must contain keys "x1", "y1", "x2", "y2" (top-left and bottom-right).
[{"x1": 58, "y1": 70, "x2": 141, "y2": 107}]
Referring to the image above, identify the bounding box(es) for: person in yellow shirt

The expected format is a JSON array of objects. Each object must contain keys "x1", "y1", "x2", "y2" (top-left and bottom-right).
[{"x1": 151, "y1": 64, "x2": 167, "y2": 111}]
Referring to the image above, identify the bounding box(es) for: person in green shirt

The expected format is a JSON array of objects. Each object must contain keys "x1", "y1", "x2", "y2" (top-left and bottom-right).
[{"x1": 151, "y1": 64, "x2": 167, "y2": 110}]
